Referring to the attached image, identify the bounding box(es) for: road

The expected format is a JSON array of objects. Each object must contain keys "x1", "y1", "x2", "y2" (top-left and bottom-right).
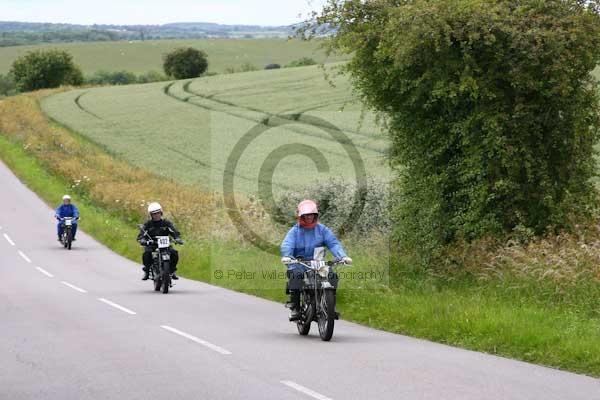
[{"x1": 0, "y1": 159, "x2": 598, "y2": 400}]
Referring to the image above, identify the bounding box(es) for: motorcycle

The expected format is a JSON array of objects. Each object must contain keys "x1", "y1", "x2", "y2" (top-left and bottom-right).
[
  {"x1": 138, "y1": 226, "x2": 183, "y2": 294},
  {"x1": 59, "y1": 217, "x2": 78, "y2": 250},
  {"x1": 283, "y1": 257, "x2": 348, "y2": 341}
]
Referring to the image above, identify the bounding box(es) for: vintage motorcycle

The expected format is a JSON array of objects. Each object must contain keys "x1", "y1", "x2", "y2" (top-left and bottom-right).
[
  {"x1": 138, "y1": 225, "x2": 183, "y2": 294},
  {"x1": 283, "y1": 257, "x2": 348, "y2": 341},
  {"x1": 59, "y1": 217, "x2": 78, "y2": 250}
]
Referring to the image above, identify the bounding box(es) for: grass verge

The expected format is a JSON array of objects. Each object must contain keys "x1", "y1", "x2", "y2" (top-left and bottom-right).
[{"x1": 1, "y1": 91, "x2": 599, "y2": 377}]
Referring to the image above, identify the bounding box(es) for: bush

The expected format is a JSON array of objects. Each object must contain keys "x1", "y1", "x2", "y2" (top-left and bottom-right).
[
  {"x1": 163, "y1": 47, "x2": 208, "y2": 79},
  {"x1": 318, "y1": 0, "x2": 600, "y2": 262},
  {"x1": 10, "y1": 49, "x2": 83, "y2": 91},
  {"x1": 136, "y1": 70, "x2": 168, "y2": 83},
  {"x1": 275, "y1": 177, "x2": 391, "y2": 237},
  {"x1": 86, "y1": 70, "x2": 137, "y2": 85},
  {"x1": 285, "y1": 57, "x2": 317, "y2": 68},
  {"x1": 239, "y1": 62, "x2": 258, "y2": 72},
  {"x1": 265, "y1": 63, "x2": 281, "y2": 70},
  {"x1": 0, "y1": 73, "x2": 17, "y2": 97}
]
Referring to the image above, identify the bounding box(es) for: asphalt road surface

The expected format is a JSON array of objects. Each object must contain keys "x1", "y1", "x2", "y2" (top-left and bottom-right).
[{"x1": 1, "y1": 159, "x2": 598, "y2": 400}]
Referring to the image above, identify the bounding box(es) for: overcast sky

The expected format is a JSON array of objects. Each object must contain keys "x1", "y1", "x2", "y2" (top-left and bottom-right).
[{"x1": 1, "y1": 0, "x2": 328, "y2": 26}]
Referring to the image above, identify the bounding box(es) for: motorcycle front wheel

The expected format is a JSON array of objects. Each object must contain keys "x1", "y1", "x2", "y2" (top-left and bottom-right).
[
  {"x1": 161, "y1": 262, "x2": 170, "y2": 294},
  {"x1": 318, "y1": 289, "x2": 336, "y2": 341}
]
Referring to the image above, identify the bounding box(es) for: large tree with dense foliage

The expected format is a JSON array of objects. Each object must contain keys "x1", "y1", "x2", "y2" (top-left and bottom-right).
[
  {"x1": 316, "y1": 0, "x2": 600, "y2": 261},
  {"x1": 163, "y1": 47, "x2": 208, "y2": 79},
  {"x1": 10, "y1": 49, "x2": 83, "y2": 92}
]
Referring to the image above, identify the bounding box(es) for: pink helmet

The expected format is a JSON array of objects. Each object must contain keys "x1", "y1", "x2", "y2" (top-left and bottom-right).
[{"x1": 297, "y1": 200, "x2": 319, "y2": 217}]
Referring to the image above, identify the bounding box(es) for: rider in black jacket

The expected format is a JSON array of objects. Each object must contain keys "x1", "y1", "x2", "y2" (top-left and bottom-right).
[{"x1": 137, "y1": 202, "x2": 183, "y2": 281}]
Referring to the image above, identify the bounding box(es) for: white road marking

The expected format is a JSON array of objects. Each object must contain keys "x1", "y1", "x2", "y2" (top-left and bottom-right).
[
  {"x1": 61, "y1": 281, "x2": 88, "y2": 293},
  {"x1": 18, "y1": 250, "x2": 32, "y2": 263},
  {"x1": 35, "y1": 267, "x2": 54, "y2": 278},
  {"x1": 3, "y1": 233, "x2": 15, "y2": 246},
  {"x1": 98, "y1": 298, "x2": 136, "y2": 315},
  {"x1": 160, "y1": 325, "x2": 232, "y2": 355},
  {"x1": 280, "y1": 381, "x2": 333, "y2": 400}
]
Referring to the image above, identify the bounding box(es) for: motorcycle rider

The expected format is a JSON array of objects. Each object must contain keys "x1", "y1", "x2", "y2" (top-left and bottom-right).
[
  {"x1": 55, "y1": 194, "x2": 79, "y2": 241},
  {"x1": 137, "y1": 202, "x2": 183, "y2": 281},
  {"x1": 280, "y1": 200, "x2": 352, "y2": 321}
]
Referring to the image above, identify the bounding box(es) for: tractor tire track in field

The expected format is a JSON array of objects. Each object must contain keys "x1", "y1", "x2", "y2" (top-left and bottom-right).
[
  {"x1": 167, "y1": 83, "x2": 377, "y2": 160},
  {"x1": 163, "y1": 81, "x2": 386, "y2": 157},
  {"x1": 157, "y1": 94, "x2": 295, "y2": 191},
  {"x1": 182, "y1": 80, "x2": 381, "y2": 143},
  {"x1": 165, "y1": 144, "x2": 294, "y2": 192},
  {"x1": 74, "y1": 92, "x2": 103, "y2": 120},
  {"x1": 202, "y1": 76, "x2": 318, "y2": 100}
]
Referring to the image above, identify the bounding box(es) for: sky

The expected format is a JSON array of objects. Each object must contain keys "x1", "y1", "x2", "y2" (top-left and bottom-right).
[{"x1": 0, "y1": 0, "x2": 328, "y2": 26}]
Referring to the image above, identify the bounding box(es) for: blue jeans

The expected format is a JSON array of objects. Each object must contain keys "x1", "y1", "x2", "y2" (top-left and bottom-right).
[
  {"x1": 57, "y1": 221, "x2": 78, "y2": 239},
  {"x1": 287, "y1": 263, "x2": 309, "y2": 291}
]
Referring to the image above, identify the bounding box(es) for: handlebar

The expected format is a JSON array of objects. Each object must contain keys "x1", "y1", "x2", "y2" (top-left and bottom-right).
[
  {"x1": 137, "y1": 226, "x2": 184, "y2": 246},
  {"x1": 282, "y1": 258, "x2": 349, "y2": 269}
]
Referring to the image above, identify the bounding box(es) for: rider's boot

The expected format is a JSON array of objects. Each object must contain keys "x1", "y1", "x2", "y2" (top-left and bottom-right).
[
  {"x1": 141, "y1": 267, "x2": 150, "y2": 281},
  {"x1": 289, "y1": 290, "x2": 301, "y2": 321},
  {"x1": 171, "y1": 273, "x2": 179, "y2": 280}
]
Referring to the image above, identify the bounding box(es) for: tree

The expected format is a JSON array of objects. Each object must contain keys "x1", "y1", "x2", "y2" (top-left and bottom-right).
[
  {"x1": 163, "y1": 47, "x2": 208, "y2": 79},
  {"x1": 317, "y1": 0, "x2": 600, "y2": 260},
  {"x1": 0, "y1": 73, "x2": 17, "y2": 97},
  {"x1": 10, "y1": 49, "x2": 83, "y2": 91}
]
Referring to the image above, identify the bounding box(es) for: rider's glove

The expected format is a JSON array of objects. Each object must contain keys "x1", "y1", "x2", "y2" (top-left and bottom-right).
[
  {"x1": 174, "y1": 238, "x2": 184, "y2": 245},
  {"x1": 342, "y1": 256, "x2": 353, "y2": 265},
  {"x1": 281, "y1": 256, "x2": 293, "y2": 265},
  {"x1": 141, "y1": 239, "x2": 153, "y2": 246}
]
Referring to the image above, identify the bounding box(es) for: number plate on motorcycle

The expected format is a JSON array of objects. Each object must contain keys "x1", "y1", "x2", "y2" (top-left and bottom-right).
[
  {"x1": 156, "y1": 236, "x2": 170, "y2": 249},
  {"x1": 65, "y1": 219, "x2": 72, "y2": 226}
]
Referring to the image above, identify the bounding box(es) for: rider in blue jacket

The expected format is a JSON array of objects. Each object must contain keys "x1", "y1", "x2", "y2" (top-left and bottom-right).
[
  {"x1": 55, "y1": 194, "x2": 79, "y2": 241},
  {"x1": 280, "y1": 200, "x2": 352, "y2": 320}
]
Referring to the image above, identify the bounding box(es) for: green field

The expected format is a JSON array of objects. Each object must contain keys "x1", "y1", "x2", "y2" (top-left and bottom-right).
[
  {"x1": 0, "y1": 38, "x2": 347, "y2": 75},
  {"x1": 41, "y1": 65, "x2": 390, "y2": 198}
]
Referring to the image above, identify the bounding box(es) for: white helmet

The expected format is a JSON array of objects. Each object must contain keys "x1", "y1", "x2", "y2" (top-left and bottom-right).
[
  {"x1": 147, "y1": 202, "x2": 162, "y2": 215},
  {"x1": 62, "y1": 194, "x2": 71, "y2": 200}
]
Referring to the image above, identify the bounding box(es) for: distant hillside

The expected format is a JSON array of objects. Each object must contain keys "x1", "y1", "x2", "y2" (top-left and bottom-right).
[{"x1": 0, "y1": 21, "x2": 295, "y2": 47}]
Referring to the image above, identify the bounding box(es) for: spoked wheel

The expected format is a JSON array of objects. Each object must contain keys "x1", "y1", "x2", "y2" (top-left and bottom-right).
[
  {"x1": 162, "y1": 274, "x2": 170, "y2": 294},
  {"x1": 318, "y1": 289, "x2": 336, "y2": 341},
  {"x1": 62, "y1": 233, "x2": 68, "y2": 248},
  {"x1": 296, "y1": 291, "x2": 313, "y2": 336},
  {"x1": 161, "y1": 262, "x2": 171, "y2": 294},
  {"x1": 66, "y1": 229, "x2": 73, "y2": 250}
]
